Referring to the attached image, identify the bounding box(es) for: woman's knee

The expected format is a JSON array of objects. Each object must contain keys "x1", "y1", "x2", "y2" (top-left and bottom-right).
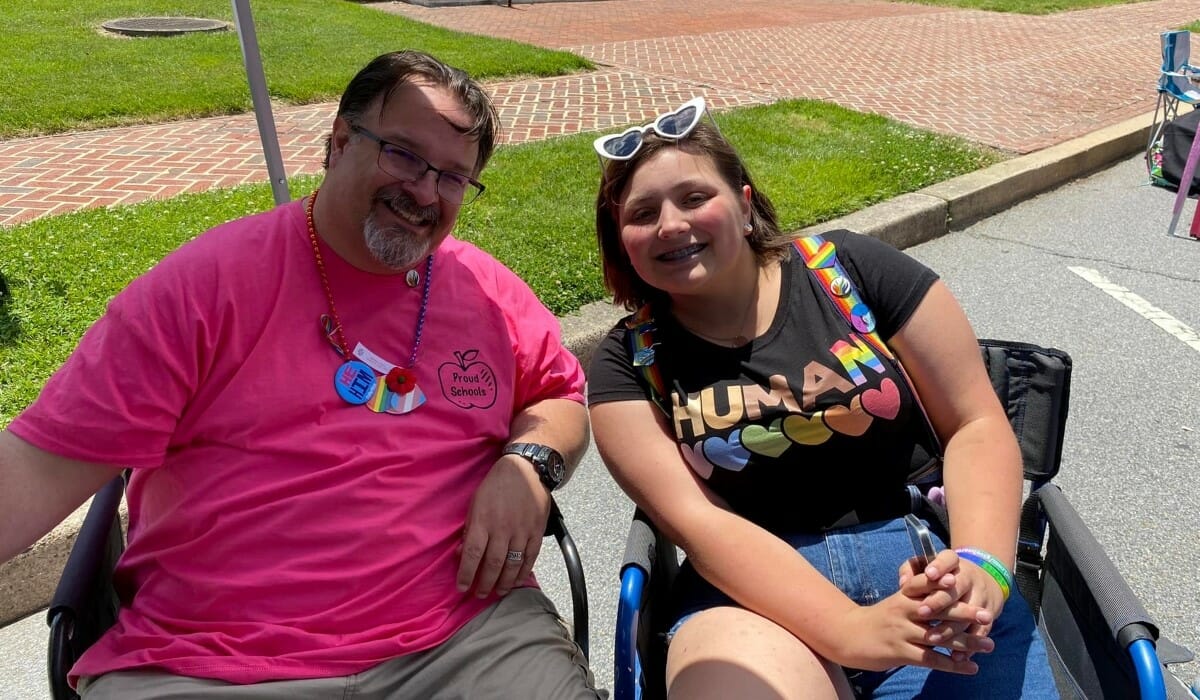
[{"x1": 665, "y1": 606, "x2": 853, "y2": 700}]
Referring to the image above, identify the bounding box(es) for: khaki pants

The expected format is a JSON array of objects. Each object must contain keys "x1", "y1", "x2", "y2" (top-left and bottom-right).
[{"x1": 79, "y1": 587, "x2": 600, "y2": 699}]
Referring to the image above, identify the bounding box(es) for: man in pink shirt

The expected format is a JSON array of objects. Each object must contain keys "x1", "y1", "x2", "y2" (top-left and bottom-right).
[{"x1": 0, "y1": 50, "x2": 599, "y2": 699}]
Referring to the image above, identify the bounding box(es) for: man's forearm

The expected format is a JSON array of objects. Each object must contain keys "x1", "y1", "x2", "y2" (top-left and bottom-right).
[{"x1": 507, "y1": 398, "x2": 589, "y2": 483}]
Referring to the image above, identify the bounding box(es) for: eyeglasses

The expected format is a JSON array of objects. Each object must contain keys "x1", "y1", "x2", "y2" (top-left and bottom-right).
[
  {"x1": 593, "y1": 97, "x2": 708, "y2": 161},
  {"x1": 350, "y1": 124, "x2": 485, "y2": 205}
]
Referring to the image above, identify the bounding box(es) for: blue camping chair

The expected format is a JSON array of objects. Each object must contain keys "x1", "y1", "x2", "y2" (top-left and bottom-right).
[
  {"x1": 613, "y1": 340, "x2": 1197, "y2": 700},
  {"x1": 1144, "y1": 30, "x2": 1200, "y2": 239},
  {"x1": 1148, "y1": 30, "x2": 1200, "y2": 168}
]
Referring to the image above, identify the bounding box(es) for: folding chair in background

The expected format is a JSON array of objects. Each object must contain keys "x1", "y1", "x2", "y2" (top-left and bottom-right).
[
  {"x1": 1146, "y1": 30, "x2": 1200, "y2": 239},
  {"x1": 1148, "y1": 30, "x2": 1200, "y2": 165}
]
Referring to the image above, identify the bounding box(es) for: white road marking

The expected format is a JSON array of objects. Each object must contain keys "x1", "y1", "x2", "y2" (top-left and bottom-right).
[{"x1": 1068, "y1": 266, "x2": 1200, "y2": 354}]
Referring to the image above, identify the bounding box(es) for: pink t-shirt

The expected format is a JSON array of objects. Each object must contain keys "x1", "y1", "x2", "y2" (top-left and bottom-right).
[{"x1": 9, "y1": 200, "x2": 585, "y2": 684}]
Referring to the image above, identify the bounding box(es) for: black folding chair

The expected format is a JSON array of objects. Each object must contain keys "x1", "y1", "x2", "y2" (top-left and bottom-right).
[
  {"x1": 46, "y1": 481, "x2": 590, "y2": 700},
  {"x1": 614, "y1": 340, "x2": 1196, "y2": 700}
]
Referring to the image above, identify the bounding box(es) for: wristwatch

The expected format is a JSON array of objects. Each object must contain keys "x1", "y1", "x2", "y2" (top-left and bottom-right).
[{"x1": 503, "y1": 442, "x2": 566, "y2": 492}]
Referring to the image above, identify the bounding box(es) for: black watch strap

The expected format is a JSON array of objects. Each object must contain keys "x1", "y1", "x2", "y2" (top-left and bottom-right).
[{"x1": 503, "y1": 442, "x2": 565, "y2": 491}]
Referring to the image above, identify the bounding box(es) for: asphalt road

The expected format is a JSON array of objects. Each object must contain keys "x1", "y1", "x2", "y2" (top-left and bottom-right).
[{"x1": 2, "y1": 154, "x2": 1197, "y2": 697}]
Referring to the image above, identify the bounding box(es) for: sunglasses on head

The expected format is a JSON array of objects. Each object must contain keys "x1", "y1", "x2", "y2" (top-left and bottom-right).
[{"x1": 593, "y1": 97, "x2": 709, "y2": 161}]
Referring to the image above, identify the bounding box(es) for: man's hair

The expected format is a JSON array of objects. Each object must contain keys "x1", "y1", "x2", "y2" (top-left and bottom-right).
[
  {"x1": 322, "y1": 50, "x2": 500, "y2": 174},
  {"x1": 595, "y1": 121, "x2": 792, "y2": 311}
]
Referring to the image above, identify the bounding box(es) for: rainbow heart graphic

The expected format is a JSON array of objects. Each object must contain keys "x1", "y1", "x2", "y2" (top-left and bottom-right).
[
  {"x1": 782, "y1": 413, "x2": 833, "y2": 445},
  {"x1": 741, "y1": 419, "x2": 791, "y2": 458},
  {"x1": 823, "y1": 396, "x2": 873, "y2": 436}
]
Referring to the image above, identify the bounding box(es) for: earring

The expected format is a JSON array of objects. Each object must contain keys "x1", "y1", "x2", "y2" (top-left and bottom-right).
[{"x1": 743, "y1": 222, "x2": 754, "y2": 233}]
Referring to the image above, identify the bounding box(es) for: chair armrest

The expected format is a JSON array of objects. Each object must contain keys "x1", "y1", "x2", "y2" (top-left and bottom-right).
[
  {"x1": 546, "y1": 497, "x2": 589, "y2": 659},
  {"x1": 46, "y1": 475, "x2": 126, "y2": 700},
  {"x1": 1038, "y1": 485, "x2": 1159, "y2": 644},
  {"x1": 616, "y1": 514, "x2": 659, "y2": 700},
  {"x1": 46, "y1": 477, "x2": 125, "y2": 622},
  {"x1": 1035, "y1": 485, "x2": 1192, "y2": 700},
  {"x1": 621, "y1": 512, "x2": 659, "y2": 580},
  {"x1": 615, "y1": 510, "x2": 680, "y2": 700}
]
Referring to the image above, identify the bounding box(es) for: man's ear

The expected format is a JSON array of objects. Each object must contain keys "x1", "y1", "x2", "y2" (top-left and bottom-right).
[{"x1": 327, "y1": 116, "x2": 353, "y2": 169}]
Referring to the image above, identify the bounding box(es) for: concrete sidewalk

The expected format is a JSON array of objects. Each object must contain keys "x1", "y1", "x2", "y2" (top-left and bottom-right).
[{"x1": 0, "y1": 0, "x2": 1196, "y2": 629}]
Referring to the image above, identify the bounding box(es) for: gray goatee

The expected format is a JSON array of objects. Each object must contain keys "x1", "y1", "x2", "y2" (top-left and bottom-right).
[{"x1": 363, "y1": 192, "x2": 439, "y2": 271}]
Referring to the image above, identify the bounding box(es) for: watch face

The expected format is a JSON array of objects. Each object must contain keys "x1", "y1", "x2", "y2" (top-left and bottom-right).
[
  {"x1": 538, "y1": 447, "x2": 565, "y2": 486},
  {"x1": 547, "y1": 456, "x2": 565, "y2": 482}
]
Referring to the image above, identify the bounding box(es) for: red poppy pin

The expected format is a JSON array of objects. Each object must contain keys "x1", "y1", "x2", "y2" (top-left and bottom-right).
[{"x1": 385, "y1": 367, "x2": 417, "y2": 395}]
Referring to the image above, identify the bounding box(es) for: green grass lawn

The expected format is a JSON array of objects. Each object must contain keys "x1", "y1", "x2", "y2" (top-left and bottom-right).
[
  {"x1": 0, "y1": 0, "x2": 590, "y2": 139},
  {"x1": 0, "y1": 99, "x2": 1001, "y2": 425},
  {"x1": 2, "y1": 0, "x2": 1179, "y2": 140}
]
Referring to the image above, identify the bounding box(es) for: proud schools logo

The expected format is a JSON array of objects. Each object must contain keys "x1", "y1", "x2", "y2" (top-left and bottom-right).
[{"x1": 438, "y1": 349, "x2": 498, "y2": 409}]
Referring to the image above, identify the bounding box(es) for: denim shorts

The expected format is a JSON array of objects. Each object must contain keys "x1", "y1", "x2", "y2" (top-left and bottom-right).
[{"x1": 668, "y1": 517, "x2": 1060, "y2": 699}]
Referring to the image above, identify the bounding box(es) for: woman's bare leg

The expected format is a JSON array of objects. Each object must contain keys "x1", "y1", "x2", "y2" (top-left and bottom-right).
[{"x1": 666, "y1": 606, "x2": 854, "y2": 700}]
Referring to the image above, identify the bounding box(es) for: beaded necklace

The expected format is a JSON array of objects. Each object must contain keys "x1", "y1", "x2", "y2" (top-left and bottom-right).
[{"x1": 306, "y1": 187, "x2": 432, "y2": 414}]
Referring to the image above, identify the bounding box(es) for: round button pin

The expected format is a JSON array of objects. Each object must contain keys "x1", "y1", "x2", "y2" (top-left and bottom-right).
[
  {"x1": 830, "y1": 276, "x2": 852, "y2": 297},
  {"x1": 850, "y1": 304, "x2": 876, "y2": 333},
  {"x1": 334, "y1": 360, "x2": 378, "y2": 405}
]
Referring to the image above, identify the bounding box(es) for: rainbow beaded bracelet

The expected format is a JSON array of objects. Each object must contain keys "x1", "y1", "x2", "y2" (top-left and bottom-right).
[{"x1": 954, "y1": 547, "x2": 1013, "y2": 601}]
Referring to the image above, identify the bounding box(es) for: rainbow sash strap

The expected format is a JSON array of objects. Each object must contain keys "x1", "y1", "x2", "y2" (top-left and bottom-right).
[
  {"x1": 624, "y1": 304, "x2": 668, "y2": 410},
  {"x1": 792, "y1": 234, "x2": 893, "y2": 360}
]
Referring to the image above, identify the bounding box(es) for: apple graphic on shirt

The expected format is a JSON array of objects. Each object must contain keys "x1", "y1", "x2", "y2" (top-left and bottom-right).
[{"x1": 439, "y1": 350, "x2": 498, "y2": 409}]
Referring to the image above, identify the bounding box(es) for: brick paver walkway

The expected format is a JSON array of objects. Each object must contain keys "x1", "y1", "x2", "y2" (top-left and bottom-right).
[{"x1": 1, "y1": 0, "x2": 1195, "y2": 228}]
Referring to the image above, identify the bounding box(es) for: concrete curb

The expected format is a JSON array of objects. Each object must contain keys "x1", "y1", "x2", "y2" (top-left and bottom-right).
[{"x1": 0, "y1": 111, "x2": 1154, "y2": 629}]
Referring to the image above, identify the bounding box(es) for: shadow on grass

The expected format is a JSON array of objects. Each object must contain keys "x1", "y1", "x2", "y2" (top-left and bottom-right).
[{"x1": 0, "y1": 271, "x2": 19, "y2": 346}]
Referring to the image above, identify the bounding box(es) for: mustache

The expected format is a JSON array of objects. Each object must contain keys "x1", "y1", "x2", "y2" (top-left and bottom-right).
[{"x1": 374, "y1": 190, "x2": 439, "y2": 228}]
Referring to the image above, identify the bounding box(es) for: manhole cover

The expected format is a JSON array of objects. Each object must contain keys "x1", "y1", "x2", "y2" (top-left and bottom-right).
[{"x1": 102, "y1": 17, "x2": 231, "y2": 37}]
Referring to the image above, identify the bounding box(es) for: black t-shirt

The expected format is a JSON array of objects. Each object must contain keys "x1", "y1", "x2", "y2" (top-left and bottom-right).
[{"x1": 587, "y1": 230, "x2": 939, "y2": 533}]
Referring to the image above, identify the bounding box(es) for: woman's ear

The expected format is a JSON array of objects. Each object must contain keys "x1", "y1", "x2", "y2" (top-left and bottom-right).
[{"x1": 741, "y1": 184, "x2": 753, "y2": 219}]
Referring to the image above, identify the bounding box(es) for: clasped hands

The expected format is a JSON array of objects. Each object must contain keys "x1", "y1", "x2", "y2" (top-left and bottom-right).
[
  {"x1": 455, "y1": 454, "x2": 551, "y2": 599},
  {"x1": 835, "y1": 549, "x2": 1008, "y2": 675}
]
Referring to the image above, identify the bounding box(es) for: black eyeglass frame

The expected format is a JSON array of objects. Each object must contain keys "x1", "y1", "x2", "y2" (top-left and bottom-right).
[{"x1": 349, "y1": 124, "x2": 486, "y2": 205}]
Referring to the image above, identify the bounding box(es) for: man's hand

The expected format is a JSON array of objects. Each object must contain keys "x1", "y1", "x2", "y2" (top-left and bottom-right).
[{"x1": 456, "y1": 454, "x2": 550, "y2": 598}]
